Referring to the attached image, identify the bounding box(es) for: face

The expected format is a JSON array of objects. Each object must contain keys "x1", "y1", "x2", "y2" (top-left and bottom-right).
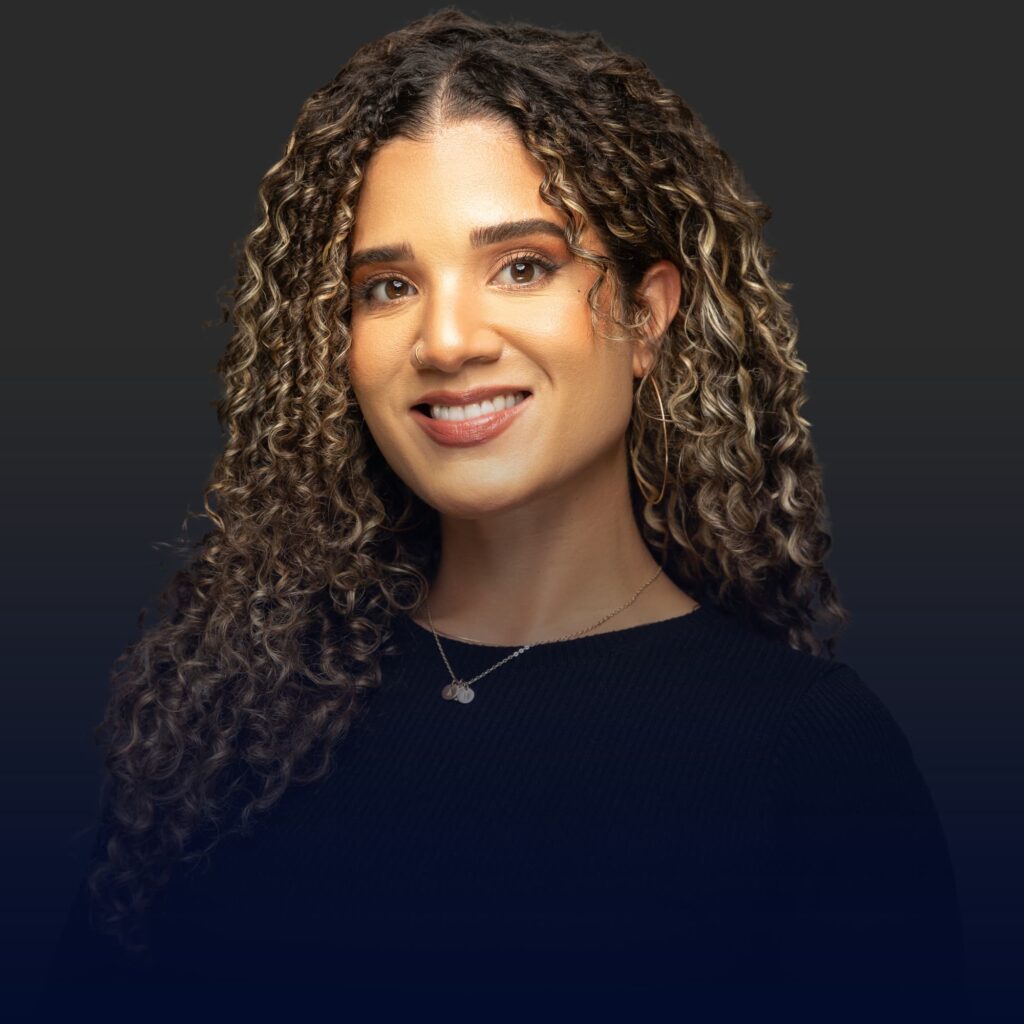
[{"x1": 346, "y1": 118, "x2": 650, "y2": 519}]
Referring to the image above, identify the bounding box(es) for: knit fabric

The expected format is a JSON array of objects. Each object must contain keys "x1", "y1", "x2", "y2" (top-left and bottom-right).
[{"x1": 35, "y1": 602, "x2": 968, "y2": 1020}]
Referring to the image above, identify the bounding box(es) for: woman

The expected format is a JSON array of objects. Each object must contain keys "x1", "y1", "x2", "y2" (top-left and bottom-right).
[{"x1": 36, "y1": 8, "x2": 967, "y2": 1020}]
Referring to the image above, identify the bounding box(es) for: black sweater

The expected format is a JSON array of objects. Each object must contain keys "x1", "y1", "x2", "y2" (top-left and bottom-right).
[{"x1": 35, "y1": 603, "x2": 968, "y2": 1021}]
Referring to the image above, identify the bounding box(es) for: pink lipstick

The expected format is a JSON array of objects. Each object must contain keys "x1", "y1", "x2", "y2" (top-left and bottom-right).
[{"x1": 410, "y1": 394, "x2": 533, "y2": 447}]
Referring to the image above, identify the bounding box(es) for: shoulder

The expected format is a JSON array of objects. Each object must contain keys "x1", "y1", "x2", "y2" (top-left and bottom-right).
[
  {"x1": 692, "y1": 607, "x2": 923, "y2": 791},
  {"x1": 769, "y1": 658, "x2": 934, "y2": 818},
  {"x1": 779, "y1": 660, "x2": 915, "y2": 767},
  {"x1": 689, "y1": 602, "x2": 854, "y2": 701}
]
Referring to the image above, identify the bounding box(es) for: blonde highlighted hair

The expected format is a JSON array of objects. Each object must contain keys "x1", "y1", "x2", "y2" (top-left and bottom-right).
[{"x1": 83, "y1": 7, "x2": 849, "y2": 956}]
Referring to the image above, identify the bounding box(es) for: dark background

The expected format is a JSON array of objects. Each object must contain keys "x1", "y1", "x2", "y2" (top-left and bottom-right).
[{"x1": 4, "y1": 2, "x2": 1019, "y2": 1019}]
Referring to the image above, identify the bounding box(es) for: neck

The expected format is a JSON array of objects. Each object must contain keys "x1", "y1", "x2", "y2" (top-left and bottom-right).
[{"x1": 413, "y1": 444, "x2": 697, "y2": 646}]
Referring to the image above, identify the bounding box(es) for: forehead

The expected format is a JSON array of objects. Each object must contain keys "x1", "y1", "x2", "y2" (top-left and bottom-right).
[{"x1": 350, "y1": 121, "x2": 563, "y2": 249}]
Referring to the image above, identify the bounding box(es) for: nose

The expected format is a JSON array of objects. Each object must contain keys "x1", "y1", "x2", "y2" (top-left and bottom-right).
[{"x1": 412, "y1": 280, "x2": 502, "y2": 371}]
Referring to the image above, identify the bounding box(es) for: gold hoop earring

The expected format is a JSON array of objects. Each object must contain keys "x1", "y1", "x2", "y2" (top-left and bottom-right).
[{"x1": 630, "y1": 369, "x2": 670, "y2": 507}]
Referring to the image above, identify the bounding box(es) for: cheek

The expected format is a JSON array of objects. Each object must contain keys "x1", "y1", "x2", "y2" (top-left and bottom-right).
[
  {"x1": 518, "y1": 291, "x2": 594, "y2": 362},
  {"x1": 529, "y1": 297, "x2": 632, "y2": 407},
  {"x1": 346, "y1": 327, "x2": 395, "y2": 402}
]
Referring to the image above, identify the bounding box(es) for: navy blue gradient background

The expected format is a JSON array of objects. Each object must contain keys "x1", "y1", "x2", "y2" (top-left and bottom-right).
[{"x1": 4, "y1": 2, "x2": 1019, "y2": 1020}]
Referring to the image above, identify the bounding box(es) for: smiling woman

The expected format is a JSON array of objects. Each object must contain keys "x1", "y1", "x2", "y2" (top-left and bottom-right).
[
  {"x1": 37, "y1": 6, "x2": 967, "y2": 1020},
  {"x1": 344, "y1": 117, "x2": 686, "y2": 577}
]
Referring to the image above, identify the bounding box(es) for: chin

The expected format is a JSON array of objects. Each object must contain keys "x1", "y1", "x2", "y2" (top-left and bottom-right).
[{"x1": 419, "y1": 478, "x2": 540, "y2": 519}]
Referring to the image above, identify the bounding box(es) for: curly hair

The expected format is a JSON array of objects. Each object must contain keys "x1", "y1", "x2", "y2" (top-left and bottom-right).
[{"x1": 82, "y1": 6, "x2": 850, "y2": 956}]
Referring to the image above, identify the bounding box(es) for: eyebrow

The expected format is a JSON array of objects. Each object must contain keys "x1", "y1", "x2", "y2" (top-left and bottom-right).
[{"x1": 348, "y1": 218, "x2": 567, "y2": 272}]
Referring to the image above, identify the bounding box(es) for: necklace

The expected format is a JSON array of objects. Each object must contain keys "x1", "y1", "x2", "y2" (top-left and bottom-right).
[{"x1": 423, "y1": 565, "x2": 674, "y2": 704}]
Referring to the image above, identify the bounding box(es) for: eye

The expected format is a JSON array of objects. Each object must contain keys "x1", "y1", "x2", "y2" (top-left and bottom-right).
[
  {"x1": 493, "y1": 252, "x2": 559, "y2": 288},
  {"x1": 355, "y1": 277, "x2": 416, "y2": 305}
]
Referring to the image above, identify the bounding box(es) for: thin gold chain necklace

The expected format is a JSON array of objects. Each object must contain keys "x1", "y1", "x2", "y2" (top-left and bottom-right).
[{"x1": 424, "y1": 565, "x2": 669, "y2": 704}]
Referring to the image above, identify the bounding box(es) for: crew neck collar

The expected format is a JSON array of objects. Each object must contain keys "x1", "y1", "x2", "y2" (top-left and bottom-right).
[{"x1": 399, "y1": 603, "x2": 711, "y2": 653}]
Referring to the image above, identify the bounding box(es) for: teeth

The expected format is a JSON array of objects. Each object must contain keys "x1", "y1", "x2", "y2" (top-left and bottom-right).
[{"x1": 430, "y1": 392, "x2": 527, "y2": 420}]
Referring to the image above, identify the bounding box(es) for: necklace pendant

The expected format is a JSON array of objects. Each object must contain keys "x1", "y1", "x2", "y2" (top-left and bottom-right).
[
  {"x1": 456, "y1": 682, "x2": 475, "y2": 704},
  {"x1": 441, "y1": 681, "x2": 460, "y2": 700}
]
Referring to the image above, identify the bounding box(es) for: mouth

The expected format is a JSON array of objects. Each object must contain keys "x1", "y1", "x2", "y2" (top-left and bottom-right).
[
  {"x1": 411, "y1": 390, "x2": 531, "y2": 420},
  {"x1": 409, "y1": 391, "x2": 533, "y2": 447}
]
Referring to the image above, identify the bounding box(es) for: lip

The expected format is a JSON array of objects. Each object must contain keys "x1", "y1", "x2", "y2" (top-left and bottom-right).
[
  {"x1": 410, "y1": 393, "x2": 533, "y2": 448},
  {"x1": 411, "y1": 385, "x2": 532, "y2": 407}
]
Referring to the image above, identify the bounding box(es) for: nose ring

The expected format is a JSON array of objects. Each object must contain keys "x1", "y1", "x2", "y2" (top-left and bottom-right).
[{"x1": 414, "y1": 343, "x2": 426, "y2": 368}]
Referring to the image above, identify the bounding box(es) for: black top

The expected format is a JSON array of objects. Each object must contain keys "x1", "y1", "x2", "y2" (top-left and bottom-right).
[{"x1": 35, "y1": 603, "x2": 968, "y2": 1020}]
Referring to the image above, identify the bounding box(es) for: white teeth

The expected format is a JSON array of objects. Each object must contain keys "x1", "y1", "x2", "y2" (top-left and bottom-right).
[{"x1": 430, "y1": 392, "x2": 527, "y2": 420}]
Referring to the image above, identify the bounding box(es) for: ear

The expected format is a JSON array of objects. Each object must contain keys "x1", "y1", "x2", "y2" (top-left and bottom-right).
[{"x1": 631, "y1": 260, "x2": 682, "y2": 378}]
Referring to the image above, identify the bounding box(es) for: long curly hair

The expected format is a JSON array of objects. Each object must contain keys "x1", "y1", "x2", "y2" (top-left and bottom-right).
[{"x1": 82, "y1": 6, "x2": 850, "y2": 956}]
